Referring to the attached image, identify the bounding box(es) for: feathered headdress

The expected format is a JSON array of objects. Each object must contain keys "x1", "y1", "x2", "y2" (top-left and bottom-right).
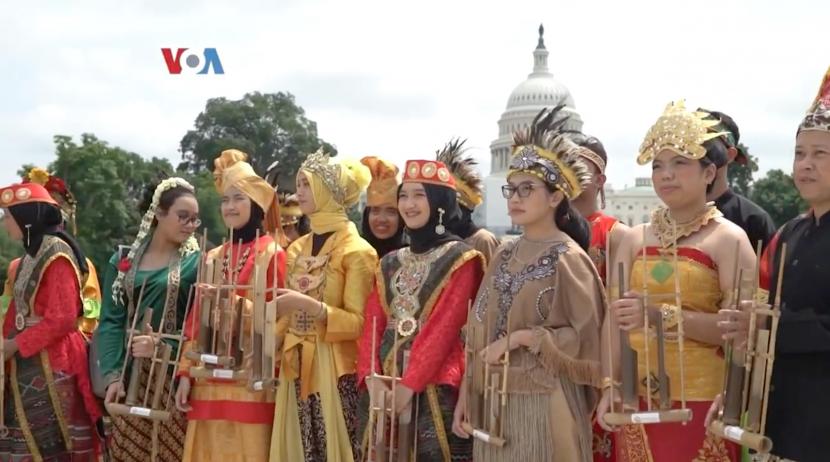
[
  {"x1": 436, "y1": 138, "x2": 483, "y2": 209},
  {"x1": 509, "y1": 106, "x2": 591, "y2": 199},
  {"x1": 799, "y1": 66, "x2": 830, "y2": 134}
]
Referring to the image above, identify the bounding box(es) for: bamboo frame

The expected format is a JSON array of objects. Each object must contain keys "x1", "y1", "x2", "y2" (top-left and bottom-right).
[
  {"x1": 707, "y1": 242, "x2": 787, "y2": 454},
  {"x1": 603, "y1": 222, "x2": 693, "y2": 427}
]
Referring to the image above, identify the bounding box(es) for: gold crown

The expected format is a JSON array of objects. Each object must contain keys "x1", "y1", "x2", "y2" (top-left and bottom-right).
[
  {"x1": 300, "y1": 148, "x2": 344, "y2": 204},
  {"x1": 638, "y1": 100, "x2": 725, "y2": 165}
]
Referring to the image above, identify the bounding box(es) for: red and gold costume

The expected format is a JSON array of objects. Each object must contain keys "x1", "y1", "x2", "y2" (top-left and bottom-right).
[
  {"x1": 0, "y1": 183, "x2": 101, "y2": 460},
  {"x1": 587, "y1": 211, "x2": 619, "y2": 286},
  {"x1": 178, "y1": 150, "x2": 287, "y2": 462},
  {"x1": 357, "y1": 159, "x2": 484, "y2": 461}
]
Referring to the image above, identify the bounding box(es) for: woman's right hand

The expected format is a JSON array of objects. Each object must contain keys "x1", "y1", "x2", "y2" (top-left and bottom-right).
[
  {"x1": 612, "y1": 291, "x2": 646, "y2": 331},
  {"x1": 104, "y1": 381, "x2": 125, "y2": 405},
  {"x1": 175, "y1": 378, "x2": 192, "y2": 412},
  {"x1": 595, "y1": 387, "x2": 621, "y2": 433},
  {"x1": 198, "y1": 283, "x2": 218, "y2": 302},
  {"x1": 131, "y1": 334, "x2": 156, "y2": 358}
]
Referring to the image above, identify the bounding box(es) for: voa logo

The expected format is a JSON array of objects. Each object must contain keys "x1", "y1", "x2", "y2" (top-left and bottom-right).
[{"x1": 161, "y1": 48, "x2": 224, "y2": 75}]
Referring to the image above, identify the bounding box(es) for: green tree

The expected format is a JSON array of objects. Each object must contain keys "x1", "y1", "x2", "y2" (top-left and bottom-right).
[
  {"x1": 48, "y1": 134, "x2": 176, "y2": 272},
  {"x1": 750, "y1": 169, "x2": 808, "y2": 226},
  {"x1": 178, "y1": 92, "x2": 336, "y2": 192},
  {"x1": 727, "y1": 146, "x2": 758, "y2": 197}
]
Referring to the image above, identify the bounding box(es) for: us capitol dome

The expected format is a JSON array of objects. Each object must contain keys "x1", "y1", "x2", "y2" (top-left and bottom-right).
[{"x1": 482, "y1": 24, "x2": 583, "y2": 235}]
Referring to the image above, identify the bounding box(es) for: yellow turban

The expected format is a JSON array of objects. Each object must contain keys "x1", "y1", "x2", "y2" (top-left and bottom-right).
[
  {"x1": 213, "y1": 149, "x2": 281, "y2": 234},
  {"x1": 299, "y1": 150, "x2": 371, "y2": 233},
  {"x1": 360, "y1": 156, "x2": 399, "y2": 208}
]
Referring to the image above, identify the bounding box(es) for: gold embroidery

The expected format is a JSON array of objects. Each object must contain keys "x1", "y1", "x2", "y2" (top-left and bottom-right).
[{"x1": 650, "y1": 202, "x2": 722, "y2": 249}]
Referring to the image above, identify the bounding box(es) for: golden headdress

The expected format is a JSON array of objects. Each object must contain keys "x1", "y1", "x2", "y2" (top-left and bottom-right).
[
  {"x1": 300, "y1": 148, "x2": 370, "y2": 208},
  {"x1": 436, "y1": 138, "x2": 483, "y2": 209},
  {"x1": 509, "y1": 106, "x2": 591, "y2": 200},
  {"x1": 23, "y1": 167, "x2": 78, "y2": 233},
  {"x1": 637, "y1": 100, "x2": 726, "y2": 165},
  {"x1": 213, "y1": 149, "x2": 281, "y2": 233},
  {"x1": 360, "y1": 156, "x2": 399, "y2": 208},
  {"x1": 799, "y1": 66, "x2": 830, "y2": 134}
]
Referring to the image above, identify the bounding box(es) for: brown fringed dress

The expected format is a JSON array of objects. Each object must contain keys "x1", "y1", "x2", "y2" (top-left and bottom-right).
[{"x1": 467, "y1": 233, "x2": 605, "y2": 462}]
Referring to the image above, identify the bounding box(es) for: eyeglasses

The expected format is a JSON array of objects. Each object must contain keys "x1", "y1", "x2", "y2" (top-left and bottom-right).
[
  {"x1": 501, "y1": 183, "x2": 539, "y2": 199},
  {"x1": 175, "y1": 212, "x2": 201, "y2": 227}
]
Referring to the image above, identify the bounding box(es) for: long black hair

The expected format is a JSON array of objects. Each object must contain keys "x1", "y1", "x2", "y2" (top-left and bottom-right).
[
  {"x1": 361, "y1": 206, "x2": 406, "y2": 257},
  {"x1": 541, "y1": 183, "x2": 590, "y2": 251},
  {"x1": 9, "y1": 202, "x2": 89, "y2": 274}
]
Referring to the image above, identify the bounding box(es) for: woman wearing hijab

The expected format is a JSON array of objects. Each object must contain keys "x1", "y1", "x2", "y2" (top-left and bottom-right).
[
  {"x1": 269, "y1": 149, "x2": 378, "y2": 462},
  {"x1": 360, "y1": 156, "x2": 406, "y2": 257},
  {"x1": 174, "y1": 150, "x2": 286, "y2": 462},
  {"x1": 357, "y1": 159, "x2": 484, "y2": 461},
  {"x1": 96, "y1": 176, "x2": 201, "y2": 461},
  {"x1": 0, "y1": 182, "x2": 102, "y2": 459}
]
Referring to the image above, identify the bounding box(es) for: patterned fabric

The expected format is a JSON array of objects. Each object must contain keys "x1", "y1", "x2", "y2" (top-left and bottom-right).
[
  {"x1": 615, "y1": 400, "x2": 737, "y2": 462},
  {"x1": 295, "y1": 374, "x2": 360, "y2": 462},
  {"x1": 0, "y1": 359, "x2": 96, "y2": 461},
  {"x1": 358, "y1": 385, "x2": 471, "y2": 462},
  {"x1": 475, "y1": 239, "x2": 568, "y2": 337},
  {"x1": 108, "y1": 360, "x2": 186, "y2": 462}
]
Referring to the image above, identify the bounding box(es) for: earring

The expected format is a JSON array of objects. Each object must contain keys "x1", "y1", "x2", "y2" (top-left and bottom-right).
[
  {"x1": 25, "y1": 224, "x2": 31, "y2": 247},
  {"x1": 435, "y1": 208, "x2": 446, "y2": 235},
  {"x1": 600, "y1": 188, "x2": 607, "y2": 210}
]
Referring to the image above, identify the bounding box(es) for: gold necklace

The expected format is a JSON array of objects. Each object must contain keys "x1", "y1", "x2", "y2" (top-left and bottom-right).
[{"x1": 650, "y1": 202, "x2": 722, "y2": 249}]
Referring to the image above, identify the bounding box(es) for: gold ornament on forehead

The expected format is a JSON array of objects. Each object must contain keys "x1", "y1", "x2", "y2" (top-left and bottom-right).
[
  {"x1": 637, "y1": 100, "x2": 726, "y2": 165},
  {"x1": 300, "y1": 148, "x2": 344, "y2": 204}
]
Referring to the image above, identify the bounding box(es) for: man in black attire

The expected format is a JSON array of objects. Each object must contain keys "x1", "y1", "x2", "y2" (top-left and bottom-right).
[
  {"x1": 700, "y1": 109, "x2": 776, "y2": 253},
  {"x1": 712, "y1": 69, "x2": 830, "y2": 462}
]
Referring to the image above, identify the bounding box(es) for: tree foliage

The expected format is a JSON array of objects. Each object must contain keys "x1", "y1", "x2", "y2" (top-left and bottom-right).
[
  {"x1": 727, "y1": 146, "x2": 758, "y2": 197},
  {"x1": 178, "y1": 91, "x2": 336, "y2": 192},
  {"x1": 750, "y1": 169, "x2": 808, "y2": 226}
]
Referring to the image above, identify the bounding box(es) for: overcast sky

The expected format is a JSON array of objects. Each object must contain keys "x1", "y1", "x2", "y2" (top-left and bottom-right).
[{"x1": 1, "y1": 0, "x2": 827, "y2": 192}]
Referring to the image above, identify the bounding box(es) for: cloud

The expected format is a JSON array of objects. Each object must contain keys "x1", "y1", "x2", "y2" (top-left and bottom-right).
[{"x1": 1, "y1": 0, "x2": 827, "y2": 195}]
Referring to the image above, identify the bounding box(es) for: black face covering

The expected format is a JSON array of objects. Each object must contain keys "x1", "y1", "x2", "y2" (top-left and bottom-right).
[
  {"x1": 231, "y1": 203, "x2": 265, "y2": 244},
  {"x1": 9, "y1": 202, "x2": 89, "y2": 274},
  {"x1": 361, "y1": 207, "x2": 406, "y2": 257},
  {"x1": 403, "y1": 183, "x2": 462, "y2": 254},
  {"x1": 448, "y1": 206, "x2": 480, "y2": 240}
]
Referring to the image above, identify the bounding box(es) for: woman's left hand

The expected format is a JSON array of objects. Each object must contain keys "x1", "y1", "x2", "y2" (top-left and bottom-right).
[
  {"x1": 480, "y1": 335, "x2": 510, "y2": 365},
  {"x1": 274, "y1": 288, "x2": 321, "y2": 318}
]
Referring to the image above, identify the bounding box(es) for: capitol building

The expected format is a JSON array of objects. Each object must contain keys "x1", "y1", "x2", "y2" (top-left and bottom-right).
[{"x1": 482, "y1": 25, "x2": 659, "y2": 235}]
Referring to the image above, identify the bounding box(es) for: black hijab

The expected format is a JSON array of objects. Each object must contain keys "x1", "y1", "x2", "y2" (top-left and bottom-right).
[
  {"x1": 448, "y1": 205, "x2": 480, "y2": 240},
  {"x1": 231, "y1": 203, "x2": 265, "y2": 244},
  {"x1": 361, "y1": 206, "x2": 406, "y2": 257},
  {"x1": 9, "y1": 202, "x2": 89, "y2": 274},
  {"x1": 403, "y1": 183, "x2": 462, "y2": 254}
]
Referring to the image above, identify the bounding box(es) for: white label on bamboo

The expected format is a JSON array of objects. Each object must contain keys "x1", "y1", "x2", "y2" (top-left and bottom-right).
[
  {"x1": 631, "y1": 412, "x2": 661, "y2": 424},
  {"x1": 253, "y1": 381, "x2": 263, "y2": 391},
  {"x1": 129, "y1": 407, "x2": 152, "y2": 417},
  {"x1": 200, "y1": 354, "x2": 219, "y2": 364},
  {"x1": 472, "y1": 429, "x2": 491, "y2": 443},
  {"x1": 213, "y1": 369, "x2": 234, "y2": 379},
  {"x1": 724, "y1": 425, "x2": 745, "y2": 440}
]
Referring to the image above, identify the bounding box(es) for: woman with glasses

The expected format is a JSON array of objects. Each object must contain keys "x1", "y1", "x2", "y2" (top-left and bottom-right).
[
  {"x1": 453, "y1": 107, "x2": 605, "y2": 462},
  {"x1": 175, "y1": 150, "x2": 286, "y2": 462},
  {"x1": 357, "y1": 158, "x2": 483, "y2": 461},
  {"x1": 95, "y1": 176, "x2": 201, "y2": 461}
]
